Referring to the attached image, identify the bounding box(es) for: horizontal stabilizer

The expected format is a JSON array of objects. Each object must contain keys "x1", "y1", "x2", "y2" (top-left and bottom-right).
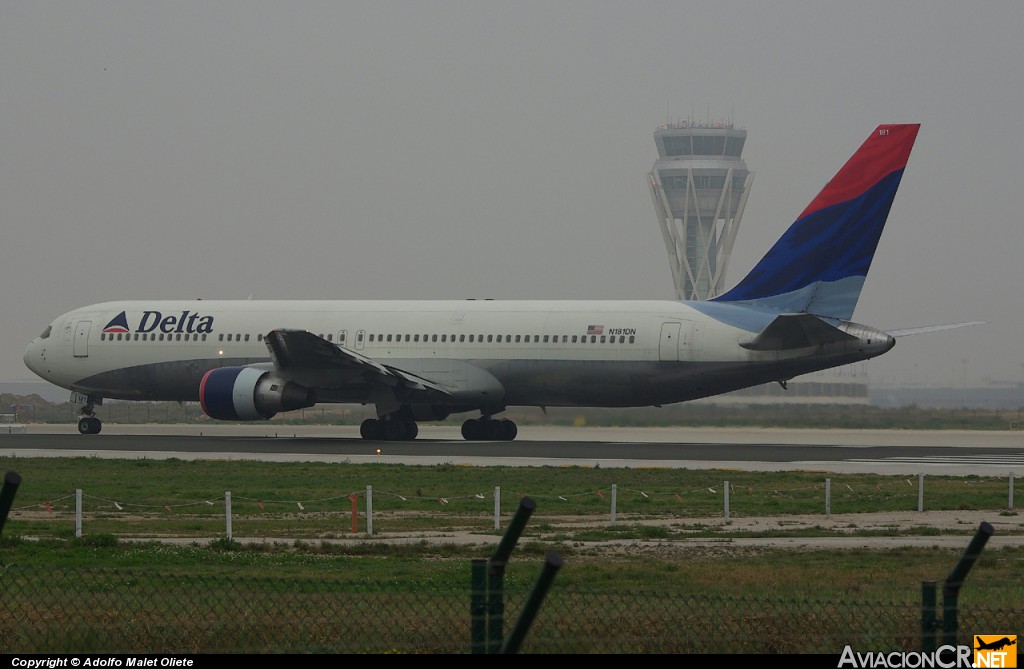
[
  {"x1": 887, "y1": 321, "x2": 986, "y2": 337},
  {"x1": 740, "y1": 314, "x2": 858, "y2": 351}
]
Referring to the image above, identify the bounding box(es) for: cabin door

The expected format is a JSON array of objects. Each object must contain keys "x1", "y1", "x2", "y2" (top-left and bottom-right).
[
  {"x1": 73, "y1": 321, "x2": 91, "y2": 358},
  {"x1": 659, "y1": 322, "x2": 680, "y2": 361}
]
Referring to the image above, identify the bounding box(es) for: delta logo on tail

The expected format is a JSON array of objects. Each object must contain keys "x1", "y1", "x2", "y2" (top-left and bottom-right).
[
  {"x1": 102, "y1": 312, "x2": 131, "y2": 333},
  {"x1": 102, "y1": 310, "x2": 216, "y2": 334}
]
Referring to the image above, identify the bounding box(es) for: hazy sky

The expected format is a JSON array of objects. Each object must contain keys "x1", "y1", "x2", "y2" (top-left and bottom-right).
[{"x1": 3, "y1": 1, "x2": 1023, "y2": 393}]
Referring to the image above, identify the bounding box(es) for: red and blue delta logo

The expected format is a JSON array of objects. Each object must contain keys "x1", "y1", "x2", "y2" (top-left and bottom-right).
[
  {"x1": 101, "y1": 309, "x2": 216, "y2": 335},
  {"x1": 101, "y1": 311, "x2": 131, "y2": 334}
]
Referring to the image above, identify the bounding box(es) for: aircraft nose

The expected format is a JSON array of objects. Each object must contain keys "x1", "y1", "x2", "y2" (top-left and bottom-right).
[
  {"x1": 23, "y1": 341, "x2": 36, "y2": 373},
  {"x1": 23, "y1": 339, "x2": 45, "y2": 377}
]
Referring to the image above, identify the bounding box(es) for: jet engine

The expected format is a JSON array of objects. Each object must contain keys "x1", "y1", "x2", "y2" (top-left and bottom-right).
[{"x1": 199, "y1": 367, "x2": 315, "y2": 421}]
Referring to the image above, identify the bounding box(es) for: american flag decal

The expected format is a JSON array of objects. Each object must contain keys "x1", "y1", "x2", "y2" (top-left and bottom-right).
[{"x1": 587, "y1": 324, "x2": 604, "y2": 335}]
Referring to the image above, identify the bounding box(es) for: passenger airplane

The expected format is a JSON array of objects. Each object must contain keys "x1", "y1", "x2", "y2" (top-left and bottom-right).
[{"x1": 25, "y1": 124, "x2": 957, "y2": 440}]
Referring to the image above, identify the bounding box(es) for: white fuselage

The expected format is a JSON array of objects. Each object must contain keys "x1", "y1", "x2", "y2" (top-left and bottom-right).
[{"x1": 24, "y1": 299, "x2": 892, "y2": 411}]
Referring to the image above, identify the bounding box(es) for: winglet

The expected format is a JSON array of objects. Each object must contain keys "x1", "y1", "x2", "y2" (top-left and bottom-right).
[{"x1": 712, "y1": 124, "x2": 920, "y2": 320}]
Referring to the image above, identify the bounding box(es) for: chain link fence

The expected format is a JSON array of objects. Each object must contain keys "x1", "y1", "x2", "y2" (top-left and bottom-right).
[{"x1": 1, "y1": 566, "x2": 1021, "y2": 654}]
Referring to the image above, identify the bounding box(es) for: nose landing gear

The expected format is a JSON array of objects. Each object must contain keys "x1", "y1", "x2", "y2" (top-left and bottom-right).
[
  {"x1": 77, "y1": 415, "x2": 102, "y2": 435},
  {"x1": 76, "y1": 395, "x2": 102, "y2": 434}
]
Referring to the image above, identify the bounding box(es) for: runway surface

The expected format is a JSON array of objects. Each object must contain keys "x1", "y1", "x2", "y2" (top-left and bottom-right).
[{"x1": 2, "y1": 424, "x2": 1023, "y2": 475}]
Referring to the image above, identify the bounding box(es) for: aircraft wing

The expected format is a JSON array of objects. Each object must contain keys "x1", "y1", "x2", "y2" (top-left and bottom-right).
[
  {"x1": 739, "y1": 314, "x2": 858, "y2": 351},
  {"x1": 263, "y1": 329, "x2": 454, "y2": 396}
]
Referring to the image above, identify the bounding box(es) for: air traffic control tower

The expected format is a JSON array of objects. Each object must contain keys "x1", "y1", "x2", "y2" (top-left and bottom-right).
[
  {"x1": 647, "y1": 120, "x2": 869, "y2": 404},
  {"x1": 648, "y1": 121, "x2": 752, "y2": 300}
]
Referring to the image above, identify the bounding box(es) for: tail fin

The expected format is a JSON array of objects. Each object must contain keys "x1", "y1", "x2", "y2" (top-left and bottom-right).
[{"x1": 712, "y1": 124, "x2": 920, "y2": 320}]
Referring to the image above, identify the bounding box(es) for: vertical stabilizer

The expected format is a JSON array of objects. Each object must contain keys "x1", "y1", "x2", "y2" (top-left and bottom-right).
[{"x1": 711, "y1": 124, "x2": 920, "y2": 320}]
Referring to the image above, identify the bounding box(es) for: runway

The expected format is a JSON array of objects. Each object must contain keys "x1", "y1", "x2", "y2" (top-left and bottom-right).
[{"x1": 2, "y1": 423, "x2": 1023, "y2": 476}]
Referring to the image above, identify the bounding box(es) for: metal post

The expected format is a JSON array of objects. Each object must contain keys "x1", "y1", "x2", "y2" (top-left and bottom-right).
[
  {"x1": 225, "y1": 491, "x2": 232, "y2": 540},
  {"x1": 825, "y1": 478, "x2": 831, "y2": 518},
  {"x1": 492, "y1": 497, "x2": 535, "y2": 566},
  {"x1": 471, "y1": 559, "x2": 487, "y2": 654},
  {"x1": 610, "y1": 483, "x2": 617, "y2": 524},
  {"x1": 501, "y1": 552, "x2": 564, "y2": 654},
  {"x1": 488, "y1": 497, "x2": 536, "y2": 654},
  {"x1": 0, "y1": 471, "x2": 22, "y2": 537},
  {"x1": 348, "y1": 494, "x2": 358, "y2": 533},
  {"x1": 487, "y1": 560, "x2": 504, "y2": 654},
  {"x1": 921, "y1": 581, "x2": 937, "y2": 653},
  {"x1": 494, "y1": 486, "x2": 500, "y2": 530},
  {"x1": 366, "y1": 485, "x2": 373, "y2": 536},
  {"x1": 724, "y1": 480, "x2": 730, "y2": 523},
  {"x1": 918, "y1": 473, "x2": 925, "y2": 512},
  {"x1": 1010, "y1": 474, "x2": 1015, "y2": 511},
  {"x1": 76, "y1": 488, "x2": 82, "y2": 538},
  {"x1": 942, "y1": 521, "x2": 994, "y2": 647}
]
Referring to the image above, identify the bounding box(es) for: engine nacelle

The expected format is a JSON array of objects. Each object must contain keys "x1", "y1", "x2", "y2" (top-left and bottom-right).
[{"x1": 199, "y1": 367, "x2": 315, "y2": 421}]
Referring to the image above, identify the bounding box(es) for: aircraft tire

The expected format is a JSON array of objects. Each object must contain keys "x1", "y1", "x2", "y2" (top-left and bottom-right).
[
  {"x1": 499, "y1": 419, "x2": 517, "y2": 441},
  {"x1": 461, "y1": 419, "x2": 482, "y2": 440},
  {"x1": 78, "y1": 417, "x2": 101, "y2": 435},
  {"x1": 360, "y1": 418, "x2": 383, "y2": 440}
]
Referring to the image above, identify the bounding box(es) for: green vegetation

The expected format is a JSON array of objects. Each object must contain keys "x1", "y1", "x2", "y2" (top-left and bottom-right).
[
  {"x1": 2, "y1": 456, "x2": 1021, "y2": 653},
  {"x1": 1, "y1": 535, "x2": 1020, "y2": 603},
  {"x1": 1, "y1": 456, "x2": 1019, "y2": 540}
]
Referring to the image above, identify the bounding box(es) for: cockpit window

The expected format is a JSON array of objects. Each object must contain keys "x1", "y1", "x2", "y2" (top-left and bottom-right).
[{"x1": 40, "y1": 326, "x2": 52, "y2": 339}]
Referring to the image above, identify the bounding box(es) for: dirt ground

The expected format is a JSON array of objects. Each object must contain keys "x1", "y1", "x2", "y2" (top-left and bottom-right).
[{"x1": 128, "y1": 508, "x2": 1020, "y2": 555}]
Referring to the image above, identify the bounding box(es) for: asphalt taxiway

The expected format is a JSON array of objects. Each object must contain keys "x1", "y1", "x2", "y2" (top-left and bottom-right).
[{"x1": 2, "y1": 424, "x2": 1023, "y2": 476}]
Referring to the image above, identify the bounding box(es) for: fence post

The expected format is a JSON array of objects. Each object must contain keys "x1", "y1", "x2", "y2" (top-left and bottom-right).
[
  {"x1": 724, "y1": 480, "x2": 730, "y2": 523},
  {"x1": 225, "y1": 491, "x2": 232, "y2": 540},
  {"x1": 487, "y1": 497, "x2": 536, "y2": 654},
  {"x1": 921, "y1": 581, "x2": 938, "y2": 653},
  {"x1": 610, "y1": 483, "x2": 617, "y2": 525},
  {"x1": 1010, "y1": 474, "x2": 1015, "y2": 511},
  {"x1": 500, "y1": 552, "x2": 564, "y2": 654},
  {"x1": 494, "y1": 486, "x2": 500, "y2": 530},
  {"x1": 348, "y1": 494, "x2": 359, "y2": 533},
  {"x1": 942, "y1": 521, "x2": 995, "y2": 647},
  {"x1": 76, "y1": 488, "x2": 82, "y2": 538},
  {"x1": 918, "y1": 473, "x2": 925, "y2": 512},
  {"x1": 471, "y1": 558, "x2": 488, "y2": 654},
  {"x1": 366, "y1": 485, "x2": 373, "y2": 536},
  {"x1": 0, "y1": 471, "x2": 21, "y2": 537},
  {"x1": 825, "y1": 478, "x2": 831, "y2": 518}
]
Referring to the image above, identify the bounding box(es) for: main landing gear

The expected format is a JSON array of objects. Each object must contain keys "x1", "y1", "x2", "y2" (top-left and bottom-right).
[
  {"x1": 461, "y1": 417, "x2": 517, "y2": 441},
  {"x1": 357, "y1": 410, "x2": 519, "y2": 442},
  {"x1": 77, "y1": 397, "x2": 102, "y2": 435},
  {"x1": 359, "y1": 416, "x2": 418, "y2": 441}
]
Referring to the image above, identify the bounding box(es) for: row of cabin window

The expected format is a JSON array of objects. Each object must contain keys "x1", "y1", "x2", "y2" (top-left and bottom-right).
[
  {"x1": 99, "y1": 333, "x2": 259, "y2": 342},
  {"x1": 99, "y1": 331, "x2": 638, "y2": 345},
  {"x1": 101, "y1": 332, "x2": 214, "y2": 342},
  {"x1": 364, "y1": 333, "x2": 636, "y2": 345}
]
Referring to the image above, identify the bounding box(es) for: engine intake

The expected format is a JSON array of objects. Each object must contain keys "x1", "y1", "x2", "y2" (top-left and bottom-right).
[{"x1": 199, "y1": 367, "x2": 315, "y2": 421}]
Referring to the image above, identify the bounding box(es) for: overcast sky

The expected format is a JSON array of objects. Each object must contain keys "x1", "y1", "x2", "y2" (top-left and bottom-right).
[{"x1": 3, "y1": 1, "x2": 1023, "y2": 394}]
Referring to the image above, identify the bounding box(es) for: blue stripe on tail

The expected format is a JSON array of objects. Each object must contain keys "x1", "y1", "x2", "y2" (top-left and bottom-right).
[{"x1": 711, "y1": 168, "x2": 905, "y2": 320}]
